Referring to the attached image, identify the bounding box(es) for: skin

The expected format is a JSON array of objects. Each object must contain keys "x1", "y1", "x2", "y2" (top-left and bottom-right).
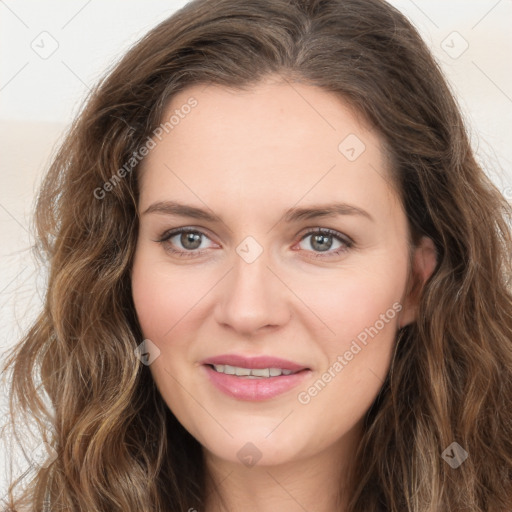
[{"x1": 131, "y1": 76, "x2": 436, "y2": 512}]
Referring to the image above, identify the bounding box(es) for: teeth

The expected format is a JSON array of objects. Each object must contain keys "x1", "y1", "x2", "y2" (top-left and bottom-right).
[
  {"x1": 252, "y1": 368, "x2": 270, "y2": 378},
  {"x1": 235, "y1": 366, "x2": 251, "y2": 376},
  {"x1": 212, "y1": 364, "x2": 296, "y2": 378},
  {"x1": 224, "y1": 364, "x2": 235, "y2": 375}
]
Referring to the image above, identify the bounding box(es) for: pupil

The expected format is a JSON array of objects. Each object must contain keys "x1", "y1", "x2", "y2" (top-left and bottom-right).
[
  {"x1": 181, "y1": 232, "x2": 202, "y2": 250},
  {"x1": 311, "y1": 234, "x2": 332, "y2": 252}
]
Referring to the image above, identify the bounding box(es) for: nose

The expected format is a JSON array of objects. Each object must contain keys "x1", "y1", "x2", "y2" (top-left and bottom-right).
[{"x1": 213, "y1": 246, "x2": 291, "y2": 336}]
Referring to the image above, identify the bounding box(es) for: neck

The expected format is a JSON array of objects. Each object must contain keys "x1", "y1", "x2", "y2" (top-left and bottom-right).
[{"x1": 202, "y1": 428, "x2": 361, "y2": 512}]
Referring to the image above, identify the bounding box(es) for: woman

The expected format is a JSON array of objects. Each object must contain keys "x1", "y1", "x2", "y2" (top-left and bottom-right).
[{"x1": 2, "y1": 0, "x2": 512, "y2": 510}]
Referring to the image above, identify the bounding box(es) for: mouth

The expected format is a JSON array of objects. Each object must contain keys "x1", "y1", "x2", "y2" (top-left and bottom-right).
[
  {"x1": 201, "y1": 354, "x2": 311, "y2": 400},
  {"x1": 206, "y1": 363, "x2": 300, "y2": 378}
]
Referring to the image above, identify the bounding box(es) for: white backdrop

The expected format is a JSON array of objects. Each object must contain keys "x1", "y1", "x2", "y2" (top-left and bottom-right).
[{"x1": 1, "y1": 0, "x2": 511, "y2": 500}]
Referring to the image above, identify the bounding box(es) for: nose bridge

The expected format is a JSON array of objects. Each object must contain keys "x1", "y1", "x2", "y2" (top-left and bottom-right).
[{"x1": 214, "y1": 239, "x2": 289, "y2": 334}]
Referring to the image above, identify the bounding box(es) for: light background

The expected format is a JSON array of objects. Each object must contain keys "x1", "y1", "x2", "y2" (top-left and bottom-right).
[{"x1": 1, "y1": 0, "x2": 511, "y2": 500}]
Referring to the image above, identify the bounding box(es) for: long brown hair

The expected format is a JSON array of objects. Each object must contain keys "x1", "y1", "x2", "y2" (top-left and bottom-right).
[{"x1": 2, "y1": 0, "x2": 512, "y2": 510}]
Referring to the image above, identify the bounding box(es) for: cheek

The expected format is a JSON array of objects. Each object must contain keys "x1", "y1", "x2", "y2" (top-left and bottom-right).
[
  {"x1": 287, "y1": 262, "x2": 407, "y2": 347},
  {"x1": 131, "y1": 251, "x2": 209, "y2": 340},
  {"x1": 292, "y1": 289, "x2": 403, "y2": 439},
  {"x1": 131, "y1": 253, "x2": 209, "y2": 436},
  {"x1": 292, "y1": 257, "x2": 408, "y2": 418},
  {"x1": 131, "y1": 249, "x2": 220, "y2": 423}
]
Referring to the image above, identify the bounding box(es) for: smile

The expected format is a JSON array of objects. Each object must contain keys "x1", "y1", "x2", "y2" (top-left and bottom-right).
[
  {"x1": 201, "y1": 354, "x2": 312, "y2": 400},
  {"x1": 209, "y1": 364, "x2": 295, "y2": 378}
]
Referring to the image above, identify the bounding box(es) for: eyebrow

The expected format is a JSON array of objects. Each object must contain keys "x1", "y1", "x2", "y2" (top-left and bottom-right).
[
  {"x1": 143, "y1": 201, "x2": 222, "y2": 222},
  {"x1": 283, "y1": 203, "x2": 373, "y2": 223},
  {"x1": 142, "y1": 200, "x2": 373, "y2": 223}
]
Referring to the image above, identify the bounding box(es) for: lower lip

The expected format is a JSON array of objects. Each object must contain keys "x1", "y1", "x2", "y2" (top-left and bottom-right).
[{"x1": 203, "y1": 365, "x2": 312, "y2": 401}]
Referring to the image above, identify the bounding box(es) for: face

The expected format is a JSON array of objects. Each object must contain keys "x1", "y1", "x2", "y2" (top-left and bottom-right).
[{"x1": 131, "y1": 77, "x2": 433, "y2": 469}]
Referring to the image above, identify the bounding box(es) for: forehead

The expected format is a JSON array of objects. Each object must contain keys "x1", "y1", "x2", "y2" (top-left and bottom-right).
[{"x1": 138, "y1": 79, "x2": 401, "y2": 223}]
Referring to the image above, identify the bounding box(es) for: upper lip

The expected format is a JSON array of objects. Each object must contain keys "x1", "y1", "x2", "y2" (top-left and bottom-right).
[{"x1": 201, "y1": 354, "x2": 309, "y2": 372}]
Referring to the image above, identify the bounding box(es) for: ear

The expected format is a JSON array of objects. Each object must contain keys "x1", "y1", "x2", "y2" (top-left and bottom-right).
[{"x1": 399, "y1": 236, "x2": 437, "y2": 328}]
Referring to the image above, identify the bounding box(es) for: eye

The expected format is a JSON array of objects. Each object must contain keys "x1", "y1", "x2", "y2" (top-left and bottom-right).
[
  {"x1": 156, "y1": 226, "x2": 353, "y2": 260},
  {"x1": 296, "y1": 228, "x2": 353, "y2": 258},
  {"x1": 157, "y1": 227, "x2": 218, "y2": 258}
]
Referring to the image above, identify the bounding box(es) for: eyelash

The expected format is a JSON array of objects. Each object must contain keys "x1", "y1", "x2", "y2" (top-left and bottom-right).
[{"x1": 156, "y1": 227, "x2": 354, "y2": 260}]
